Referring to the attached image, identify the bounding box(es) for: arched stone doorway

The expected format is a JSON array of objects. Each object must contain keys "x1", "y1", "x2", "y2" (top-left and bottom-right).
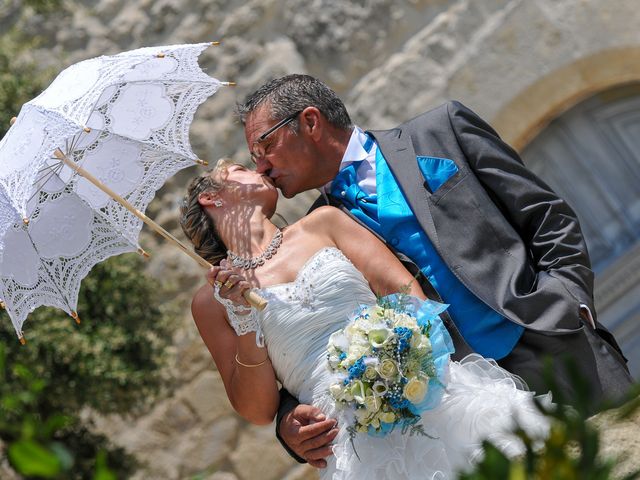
[{"x1": 520, "y1": 83, "x2": 640, "y2": 377}]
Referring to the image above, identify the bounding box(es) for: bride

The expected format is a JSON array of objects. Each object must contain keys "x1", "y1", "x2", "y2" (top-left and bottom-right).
[{"x1": 180, "y1": 160, "x2": 549, "y2": 479}]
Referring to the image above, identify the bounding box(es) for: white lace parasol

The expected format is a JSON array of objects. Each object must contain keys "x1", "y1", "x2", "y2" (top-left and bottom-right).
[{"x1": 0, "y1": 42, "x2": 251, "y2": 341}]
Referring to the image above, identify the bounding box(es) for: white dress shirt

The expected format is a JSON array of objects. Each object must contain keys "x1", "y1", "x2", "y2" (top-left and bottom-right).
[{"x1": 322, "y1": 126, "x2": 377, "y2": 197}]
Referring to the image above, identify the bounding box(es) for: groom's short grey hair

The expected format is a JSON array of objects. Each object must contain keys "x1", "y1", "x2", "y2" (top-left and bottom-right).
[{"x1": 236, "y1": 74, "x2": 352, "y2": 131}]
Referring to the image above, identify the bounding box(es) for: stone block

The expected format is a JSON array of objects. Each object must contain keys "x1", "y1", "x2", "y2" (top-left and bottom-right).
[
  {"x1": 282, "y1": 464, "x2": 320, "y2": 480},
  {"x1": 131, "y1": 447, "x2": 183, "y2": 480},
  {"x1": 175, "y1": 337, "x2": 215, "y2": 384},
  {"x1": 150, "y1": 399, "x2": 198, "y2": 435},
  {"x1": 180, "y1": 417, "x2": 239, "y2": 476},
  {"x1": 230, "y1": 424, "x2": 295, "y2": 480},
  {"x1": 181, "y1": 370, "x2": 234, "y2": 423}
]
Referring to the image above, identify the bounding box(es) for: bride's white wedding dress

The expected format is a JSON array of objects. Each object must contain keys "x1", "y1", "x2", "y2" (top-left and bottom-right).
[{"x1": 254, "y1": 247, "x2": 549, "y2": 479}]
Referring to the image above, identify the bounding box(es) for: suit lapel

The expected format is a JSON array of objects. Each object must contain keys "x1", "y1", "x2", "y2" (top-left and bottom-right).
[{"x1": 367, "y1": 128, "x2": 440, "y2": 252}]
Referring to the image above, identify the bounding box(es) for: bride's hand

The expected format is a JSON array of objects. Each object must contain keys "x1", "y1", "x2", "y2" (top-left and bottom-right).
[{"x1": 207, "y1": 259, "x2": 251, "y2": 307}]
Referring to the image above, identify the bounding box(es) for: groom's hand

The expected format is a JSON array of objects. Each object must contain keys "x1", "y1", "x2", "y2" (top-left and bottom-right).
[{"x1": 280, "y1": 405, "x2": 338, "y2": 468}]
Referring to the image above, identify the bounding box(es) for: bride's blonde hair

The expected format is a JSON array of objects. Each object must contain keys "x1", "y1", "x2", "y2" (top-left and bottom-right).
[{"x1": 179, "y1": 159, "x2": 232, "y2": 265}]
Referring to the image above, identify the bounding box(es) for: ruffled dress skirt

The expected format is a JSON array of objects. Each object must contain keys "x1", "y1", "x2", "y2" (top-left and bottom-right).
[{"x1": 314, "y1": 354, "x2": 551, "y2": 480}]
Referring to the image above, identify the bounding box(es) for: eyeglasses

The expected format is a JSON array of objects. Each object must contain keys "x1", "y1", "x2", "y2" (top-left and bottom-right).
[{"x1": 250, "y1": 110, "x2": 303, "y2": 164}]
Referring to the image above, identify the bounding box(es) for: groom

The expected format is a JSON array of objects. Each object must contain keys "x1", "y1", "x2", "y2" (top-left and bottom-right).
[{"x1": 236, "y1": 74, "x2": 633, "y2": 467}]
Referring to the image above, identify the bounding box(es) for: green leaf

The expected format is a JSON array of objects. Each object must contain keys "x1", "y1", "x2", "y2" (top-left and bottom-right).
[
  {"x1": 8, "y1": 439, "x2": 62, "y2": 477},
  {"x1": 93, "y1": 450, "x2": 117, "y2": 480},
  {"x1": 43, "y1": 413, "x2": 73, "y2": 437}
]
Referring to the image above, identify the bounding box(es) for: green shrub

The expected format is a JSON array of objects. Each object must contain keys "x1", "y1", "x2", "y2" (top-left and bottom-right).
[
  {"x1": 1, "y1": 255, "x2": 176, "y2": 415},
  {"x1": 22, "y1": 0, "x2": 64, "y2": 14},
  {"x1": 0, "y1": 255, "x2": 176, "y2": 478},
  {"x1": 0, "y1": 34, "x2": 55, "y2": 139},
  {"x1": 0, "y1": 343, "x2": 131, "y2": 479},
  {"x1": 1, "y1": 5, "x2": 177, "y2": 478}
]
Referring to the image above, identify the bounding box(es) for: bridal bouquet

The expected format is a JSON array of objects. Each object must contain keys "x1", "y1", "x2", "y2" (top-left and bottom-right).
[{"x1": 327, "y1": 293, "x2": 454, "y2": 437}]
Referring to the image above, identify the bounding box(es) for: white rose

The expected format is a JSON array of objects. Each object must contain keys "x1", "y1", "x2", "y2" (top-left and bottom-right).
[
  {"x1": 395, "y1": 313, "x2": 418, "y2": 329},
  {"x1": 403, "y1": 378, "x2": 429, "y2": 404},
  {"x1": 357, "y1": 310, "x2": 375, "y2": 329},
  {"x1": 364, "y1": 394, "x2": 381, "y2": 413},
  {"x1": 377, "y1": 359, "x2": 399, "y2": 380},
  {"x1": 410, "y1": 332, "x2": 422, "y2": 348},
  {"x1": 346, "y1": 344, "x2": 369, "y2": 363},
  {"x1": 417, "y1": 335, "x2": 432, "y2": 354},
  {"x1": 344, "y1": 323, "x2": 359, "y2": 340},
  {"x1": 378, "y1": 411, "x2": 396, "y2": 424},
  {"x1": 329, "y1": 383, "x2": 344, "y2": 399},
  {"x1": 364, "y1": 366, "x2": 378, "y2": 381}
]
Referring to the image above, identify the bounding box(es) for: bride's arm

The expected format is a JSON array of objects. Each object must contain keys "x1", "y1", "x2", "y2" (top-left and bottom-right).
[
  {"x1": 312, "y1": 206, "x2": 426, "y2": 299},
  {"x1": 191, "y1": 285, "x2": 279, "y2": 425}
]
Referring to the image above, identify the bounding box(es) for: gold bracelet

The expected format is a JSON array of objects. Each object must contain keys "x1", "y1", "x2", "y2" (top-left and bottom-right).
[{"x1": 235, "y1": 353, "x2": 269, "y2": 368}]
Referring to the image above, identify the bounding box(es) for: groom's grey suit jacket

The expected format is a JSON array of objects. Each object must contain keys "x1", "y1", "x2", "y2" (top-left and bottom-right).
[
  {"x1": 278, "y1": 101, "x2": 629, "y2": 462},
  {"x1": 313, "y1": 101, "x2": 625, "y2": 361}
]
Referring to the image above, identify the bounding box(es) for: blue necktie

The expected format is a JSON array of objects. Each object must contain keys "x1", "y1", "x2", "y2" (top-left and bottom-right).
[
  {"x1": 330, "y1": 137, "x2": 378, "y2": 225},
  {"x1": 330, "y1": 160, "x2": 366, "y2": 209}
]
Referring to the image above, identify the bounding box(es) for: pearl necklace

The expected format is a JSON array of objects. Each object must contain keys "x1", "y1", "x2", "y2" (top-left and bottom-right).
[{"x1": 227, "y1": 228, "x2": 283, "y2": 270}]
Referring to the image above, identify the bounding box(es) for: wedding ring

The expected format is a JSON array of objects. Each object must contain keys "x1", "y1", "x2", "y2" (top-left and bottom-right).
[
  {"x1": 213, "y1": 280, "x2": 223, "y2": 288},
  {"x1": 223, "y1": 280, "x2": 235, "y2": 289}
]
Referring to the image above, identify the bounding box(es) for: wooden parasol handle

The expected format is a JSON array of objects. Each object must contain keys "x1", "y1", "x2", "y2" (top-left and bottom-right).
[{"x1": 54, "y1": 149, "x2": 267, "y2": 311}]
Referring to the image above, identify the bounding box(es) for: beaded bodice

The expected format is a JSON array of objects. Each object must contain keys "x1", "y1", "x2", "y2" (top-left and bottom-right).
[{"x1": 256, "y1": 247, "x2": 376, "y2": 403}]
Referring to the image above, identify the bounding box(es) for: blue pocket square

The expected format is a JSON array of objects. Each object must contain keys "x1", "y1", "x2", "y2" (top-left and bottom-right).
[{"x1": 416, "y1": 156, "x2": 459, "y2": 193}]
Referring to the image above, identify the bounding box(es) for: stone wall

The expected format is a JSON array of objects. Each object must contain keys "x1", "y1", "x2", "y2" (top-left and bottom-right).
[{"x1": 4, "y1": 0, "x2": 640, "y2": 478}]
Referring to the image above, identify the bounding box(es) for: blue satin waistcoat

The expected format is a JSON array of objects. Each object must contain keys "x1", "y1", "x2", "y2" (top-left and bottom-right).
[{"x1": 334, "y1": 144, "x2": 524, "y2": 360}]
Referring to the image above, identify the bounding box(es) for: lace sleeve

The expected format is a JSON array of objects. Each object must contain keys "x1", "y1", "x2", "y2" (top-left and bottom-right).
[{"x1": 213, "y1": 284, "x2": 264, "y2": 347}]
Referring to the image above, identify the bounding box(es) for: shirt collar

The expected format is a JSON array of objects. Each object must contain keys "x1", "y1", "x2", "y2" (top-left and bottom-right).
[
  {"x1": 321, "y1": 126, "x2": 369, "y2": 196},
  {"x1": 340, "y1": 126, "x2": 370, "y2": 167}
]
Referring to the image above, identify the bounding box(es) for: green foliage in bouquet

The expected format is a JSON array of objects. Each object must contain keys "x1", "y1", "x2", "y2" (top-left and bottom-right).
[
  {"x1": 0, "y1": 255, "x2": 177, "y2": 479},
  {"x1": 459, "y1": 359, "x2": 640, "y2": 480}
]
